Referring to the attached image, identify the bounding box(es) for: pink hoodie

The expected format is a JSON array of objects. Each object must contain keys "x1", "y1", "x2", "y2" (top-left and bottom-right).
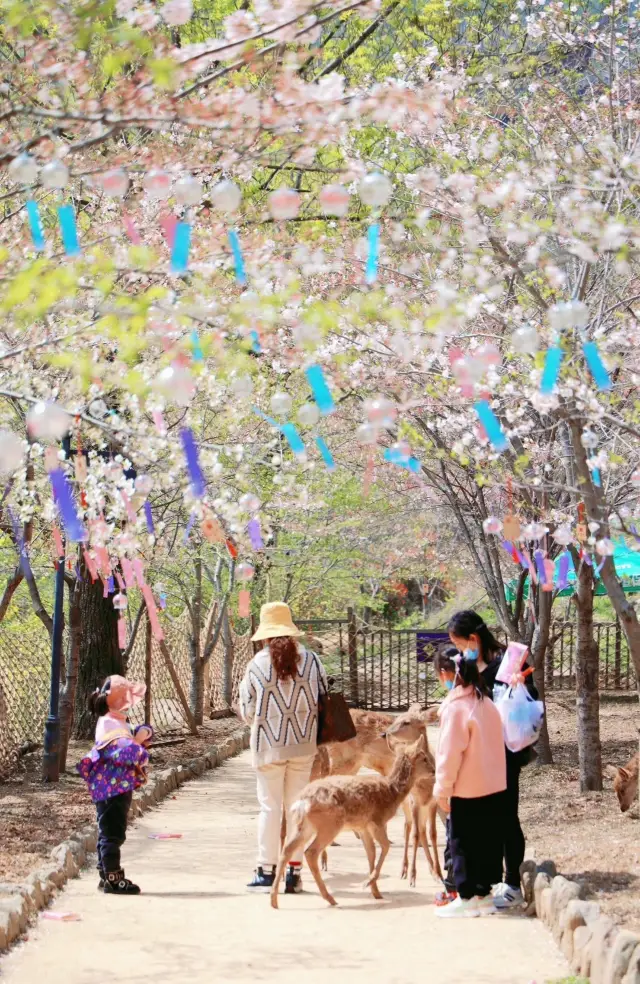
[{"x1": 434, "y1": 685, "x2": 506, "y2": 800}]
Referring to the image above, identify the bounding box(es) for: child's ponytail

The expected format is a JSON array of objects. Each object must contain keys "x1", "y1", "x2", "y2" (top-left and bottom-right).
[
  {"x1": 88, "y1": 687, "x2": 109, "y2": 717},
  {"x1": 434, "y1": 645, "x2": 489, "y2": 700}
]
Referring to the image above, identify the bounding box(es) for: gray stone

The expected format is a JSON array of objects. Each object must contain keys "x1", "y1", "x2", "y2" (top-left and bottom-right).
[
  {"x1": 534, "y1": 871, "x2": 552, "y2": 915},
  {"x1": 560, "y1": 900, "x2": 600, "y2": 963},
  {"x1": 605, "y1": 931, "x2": 640, "y2": 984},
  {"x1": 537, "y1": 859, "x2": 558, "y2": 879},
  {"x1": 590, "y1": 916, "x2": 619, "y2": 984},
  {"x1": 66, "y1": 837, "x2": 86, "y2": 867},
  {"x1": 0, "y1": 907, "x2": 10, "y2": 951},
  {"x1": 80, "y1": 825, "x2": 98, "y2": 852},
  {"x1": 37, "y1": 862, "x2": 65, "y2": 890},
  {"x1": 25, "y1": 874, "x2": 45, "y2": 909},
  {"x1": 622, "y1": 944, "x2": 640, "y2": 984},
  {"x1": 50, "y1": 845, "x2": 78, "y2": 880},
  {"x1": 550, "y1": 875, "x2": 584, "y2": 940},
  {"x1": 573, "y1": 924, "x2": 595, "y2": 976},
  {"x1": 540, "y1": 886, "x2": 553, "y2": 925},
  {"x1": 520, "y1": 860, "x2": 537, "y2": 905},
  {"x1": 0, "y1": 896, "x2": 27, "y2": 938}
]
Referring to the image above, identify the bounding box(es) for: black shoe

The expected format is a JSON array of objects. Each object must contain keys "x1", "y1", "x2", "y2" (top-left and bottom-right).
[
  {"x1": 285, "y1": 866, "x2": 302, "y2": 895},
  {"x1": 98, "y1": 869, "x2": 105, "y2": 891},
  {"x1": 103, "y1": 869, "x2": 141, "y2": 895},
  {"x1": 247, "y1": 866, "x2": 275, "y2": 892}
]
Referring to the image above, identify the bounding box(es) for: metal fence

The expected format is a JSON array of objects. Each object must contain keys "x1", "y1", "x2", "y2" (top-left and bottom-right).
[{"x1": 545, "y1": 620, "x2": 635, "y2": 691}]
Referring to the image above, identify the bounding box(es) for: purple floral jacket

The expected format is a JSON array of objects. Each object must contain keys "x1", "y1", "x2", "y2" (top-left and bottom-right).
[{"x1": 77, "y1": 734, "x2": 150, "y2": 803}]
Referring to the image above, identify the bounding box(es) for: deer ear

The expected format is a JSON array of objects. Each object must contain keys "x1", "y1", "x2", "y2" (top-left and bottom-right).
[
  {"x1": 604, "y1": 765, "x2": 619, "y2": 780},
  {"x1": 387, "y1": 733, "x2": 400, "y2": 750},
  {"x1": 416, "y1": 733, "x2": 428, "y2": 753},
  {"x1": 618, "y1": 767, "x2": 631, "y2": 782},
  {"x1": 407, "y1": 702, "x2": 422, "y2": 715}
]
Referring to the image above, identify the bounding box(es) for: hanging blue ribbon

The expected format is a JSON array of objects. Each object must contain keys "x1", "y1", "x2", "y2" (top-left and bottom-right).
[
  {"x1": 252, "y1": 406, "x2": 279, "y2": 428},
  {"x1": 305, "y1": 365, "x2": 335, "y2": 415},
  {"x1": 49, "y1": 468, "x2": 86, "y2": 542},
  {"x1": 315, "y1": 437, "x2": 336, "y2": 471},
  {"x1": 144, "y1": 500, "x2": 155, "y2": 534},
  {"x1": 474, "y1": 400, "x2": 508, "y2": 452},
  {"x1": 250, "y1": 330, "x2": 261, "y2": 354},
  {"x1": 26, "y1": 200, "x2": 45, "y2": 251},
  {"x1": 57, "y1": 205, "x2": 81, "y2": 257},
  {"x1": 365, "y1": 223, "x2": 380, "y2": 284},
  {"x1": 281, "y1": 423, "x2": 306, "y2": 456},
  {"x1": 540, "y1": 347, "x2": 564, "y2": 394},
  {"x1": 582, "y1": 341, "x2": 611, "y2": 391},
  {"x1": 383, "y1": 448, "x2": 421, "y2": 473},
  {"x1": 170, "y1": 222, "x2": 191, "y2": 275},
  {"x1": 180, "y1": 427, "x2": 206, "y2": 497},
  {"x1": 190, "y1": 330, "x2": 204, "y2": 363},
  {"x1": 228, "y1": 229, "x2": 246, "y2": 284}
]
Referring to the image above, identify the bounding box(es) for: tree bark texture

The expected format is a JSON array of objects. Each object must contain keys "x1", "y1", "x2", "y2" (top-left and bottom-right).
[
  {"x1": 530, "y1": 588, "x2": 553, "y2": 765},
  {"x1": 573, "y1": 553, "x2": 603, "y2": 792},
  {"x1": 73, "y1": 566, "x2": 123, "y2": 738}
]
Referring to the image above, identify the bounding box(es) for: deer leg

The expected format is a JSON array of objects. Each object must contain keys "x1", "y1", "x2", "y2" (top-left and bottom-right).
[
  {"x1": 321, "y1": 849, "x2": 328, "y2": 871},
  {"x1": 305, "y1": 822, "x2": 341, "y2": 907},
  {"x1": 271, "y1": 818, "x2": 313, "y2": 910},
  {"x1": 410, "y1": 804, "x2": 421, "y2": 888},
  {"x1": 400, "y1": 813, "x2": 411, "y2": 880},
  {"x1": 365, "y1": 822, "x2": 391, "y2": 898},
  {"x1": 360, "y1": 829, "x2": 382, "y2": 899},
  {"x1": 428, "y1": 798, "x2": 443, "y2": 881}
]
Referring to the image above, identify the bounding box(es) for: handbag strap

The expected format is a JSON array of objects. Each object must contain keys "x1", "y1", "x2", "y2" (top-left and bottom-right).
[{"x1": 308, "y1": 650, "x2": 328, "y2": 696}]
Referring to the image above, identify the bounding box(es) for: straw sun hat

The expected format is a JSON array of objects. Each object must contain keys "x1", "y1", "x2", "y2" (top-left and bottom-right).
[{"x1": 251, "y1": 602, "x2": 303, "y2": 642}]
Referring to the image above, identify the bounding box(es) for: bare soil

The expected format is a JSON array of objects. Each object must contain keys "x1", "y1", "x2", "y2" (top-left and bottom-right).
[
  {"x1": 521, "y1": 693, "x2": 640, "y2": 933},
  {"x1": 0, "y1": 716, "x2": 242, "y2": 884}
]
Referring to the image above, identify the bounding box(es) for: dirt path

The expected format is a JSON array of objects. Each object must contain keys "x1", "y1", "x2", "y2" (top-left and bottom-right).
[{"x1": 2, "y1": 751, "x2": 568, "y2": 984}]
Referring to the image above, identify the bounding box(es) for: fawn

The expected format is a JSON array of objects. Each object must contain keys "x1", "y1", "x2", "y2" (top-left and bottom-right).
[
  {"x1": 271, "y1": 735, "x2": 430, "y2": 908},
  {"x1": 384, "y1": 709, "x2": 443, "y2": 886}
]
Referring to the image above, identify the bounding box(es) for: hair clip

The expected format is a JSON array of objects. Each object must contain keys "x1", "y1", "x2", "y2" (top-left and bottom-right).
[{"x1": 453, "y1": 654, "x2": 462, "y2": 667}]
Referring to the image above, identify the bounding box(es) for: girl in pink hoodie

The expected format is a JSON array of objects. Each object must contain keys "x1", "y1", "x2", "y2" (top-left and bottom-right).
[{"x1": 433, "y1": 648, "x2": 507, "y2": 919}]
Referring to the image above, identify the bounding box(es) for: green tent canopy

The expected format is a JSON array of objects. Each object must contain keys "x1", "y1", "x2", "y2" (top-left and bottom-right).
[{"x1": 505, "y1": 542, "x2": 640, "y2": 602}]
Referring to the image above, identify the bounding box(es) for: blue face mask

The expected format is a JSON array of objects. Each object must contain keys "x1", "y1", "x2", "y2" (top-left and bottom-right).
[
  {"x1": 444, "y1": 679, "x2": 454, "y2": 691},
  {"x1": 464, "y1": 648, "x2": 479, "y2": 661}
]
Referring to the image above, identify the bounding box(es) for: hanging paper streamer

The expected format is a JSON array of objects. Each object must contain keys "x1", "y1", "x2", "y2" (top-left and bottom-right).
[
  {"x1": 582, "y1": 341, "x2": 611, "y2": 391},
  {"x1": 281, "y1": 423, "x2": 306, "y2": 457},
  {"x1": 132, "y1": 558, "x2": 146, "y2": 588},
  {"x1": 183, "y1": 511, "x2": 196, "y2": 544},
  {"x1": 540, "y1": 347, "x2": 564, "y2": 394},
  {"x1": 253, "y1": 407, "x2": 279, "y2": 428},
  {"x1": 57, "y1": 205, "x2": 81, "y2": 257},
  {"x1": 170, "y1": 222, "x2": 191, "y2": 275},
  {"x1": 52, "y1": 525, "x2": 64, "y2": 559},
  {"x1": 383, "y1": 447, "x2": 421, "y2": 473},
  {"x1": 160, "y1": 213, "x2": 177, "y2": 249},
  {"x1": 7, "y1": 507, "x2": 32, "y2": 578},
  {"x1": 49, "y1": 469, "x2": 86, "y2": 542},
  {"x1": 26, "y1": 200, "x2": 45, "y2": 251},
  {"x1": 83, "y1": 550, "x2": 99, "y2": 582},
  {"x1": 190, "y1": 330, "x2": 204, "y2": 363},
  {"x1": 141, "y1": 583, "x2": 164, "y2": 641},
  {"x1": 226, "y1": 539, "x2": 238, "y2": 560},
  {"x1": 107, "y1": 575, "x2": 115, "y2": 594},
  {"x1": 118, "y1": 617, "x2": 127, "y2": 650},
  {"x1": 102, "y1": 578, "x2": 109, "y2": 598},
  {"x1": 144, "y1": 500, "x2": 155, "y2": 534},
  {"x1": 247, "y1": 518, "x2": 264, "y2": 550},
  {"x1": 115, "y1": 571, "x2": 125, "y2": 591},
  {"x1": 556, "y1": 550, "x2": 571, "y2": 590},
  {"x1": 228, "y1": 229, "x2": 246, "y2": 284},
  {"x1": 123, "y1": 213, "x2": 141, "y2": 246},
  {"x1": 543, "y1": 557, "x2": 555, "y2": 592},
  {"x1": 533, "y1": 549, "x2": 547, "y2": 586},
  {"x1": 316, "y1": 437, "x2": 336, "y2": 471},
  {"x1": 238, "y1": 589, "x2": 251, "y2": 618},
  {"x1": 250, "y1": 330, "x2": 261, "y2": 354},
  {"x1": 120, "y1": 490, "x2": 137, "y2": 525},
  {"x1": 153, "y1": 410, "x2": 167, "y2": 436},
  {"x1": 305, "y1": 365, "x2": 335, "y2": 415},
  {"x1": 474, "y1": 400, "x2": 508, "y2": 452},
  {"x1": 365, "y1": 223, "x2": 380, "y2": 284},
  {"x1": 180, "y1": 428, "x2": 206, "y2": 497},
  {"x1": 121, "y1": 557, "x2": 135, "y2": 588}
]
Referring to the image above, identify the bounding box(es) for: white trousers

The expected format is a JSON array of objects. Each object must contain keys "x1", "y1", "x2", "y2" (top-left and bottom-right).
[{"x1": 255, "y1": 755, "x2": 314, "y2": 867}]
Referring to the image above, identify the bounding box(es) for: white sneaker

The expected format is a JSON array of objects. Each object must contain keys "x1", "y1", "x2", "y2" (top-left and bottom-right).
[
  {"x1": 435, "y1": 896, "x2": 480, "y2": 919},
  {"x1": 474, "y1": 895, "x2": 498, "y2": 915},
  {"x1": 493, "y1": 885, "x2": 524, "y2": 909}
]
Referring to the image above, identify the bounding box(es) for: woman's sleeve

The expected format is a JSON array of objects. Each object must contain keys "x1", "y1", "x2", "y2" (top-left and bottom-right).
[
  {"x1": 238, "y1": 664, "x2": 256, "y2": 724},
  {"x1": 433, "y1": 705, "x2": 469, "y2": 800}
]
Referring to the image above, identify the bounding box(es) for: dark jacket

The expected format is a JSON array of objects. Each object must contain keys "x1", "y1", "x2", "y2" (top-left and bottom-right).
[{"x1": 481, "y1": 654, "x2": 539, "y2": 768}]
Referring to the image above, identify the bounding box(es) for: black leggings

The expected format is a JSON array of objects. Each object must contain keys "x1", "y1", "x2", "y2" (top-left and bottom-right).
[
  {"x1": 449, "y1": 791, "x2": 506, "y2": 900},
  {"x1": 443, "y1": 759, "x2": 525, "y2": 892},
  {"x1": 96, "y1": 792, "x2": 132, "y2": 873}
]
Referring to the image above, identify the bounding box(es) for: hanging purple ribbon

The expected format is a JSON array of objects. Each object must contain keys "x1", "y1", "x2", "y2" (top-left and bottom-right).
[
  {"x1": 533, "y1": 549, "x2": 547, "y2": 585},
  {"x1": 107, "y1": 575, "x2": 115, "y2": 594},
  {"x1": 183, "y1": 511, "x2": 196, "y2": 544},
  {"x1": 49, "y1": 468, "x2": 86, "y2": 542},
  {"x1": 248, "y1": 517, "x2": 264, "y2": 550},
  {"x1": 180, "y1": 427, "x2": 206, "y2": 498},
  {"x1": 144, "y1": 500, "x2": 155, "y2": 534},
  {"x1": 556, "y1": 550, "x2": 571, "y2": 589}
]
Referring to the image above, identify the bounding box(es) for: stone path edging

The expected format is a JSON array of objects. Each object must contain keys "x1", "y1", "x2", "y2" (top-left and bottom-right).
[
  {"x1": 0, "y1": 726, "x2": 250, "y2": 952},
  {"x1": 522, "y1": 859, "x2": 640, "y2": 983}
]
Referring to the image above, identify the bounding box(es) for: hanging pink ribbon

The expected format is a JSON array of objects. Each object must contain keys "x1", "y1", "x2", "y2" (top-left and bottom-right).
[
  {"x1": 83, "y1": 550, "x2": 99, "y2": 582},
  {"x1": 121, "y1": 557, "x2": 135, "y2": 588},
  {"x1": 52, "y1": 525, "x2": 64, "y2": 559},
  {"x1": 132, "y1": 557, "x2": 146, "y2": 588},
  {"x1": 238, "y1": 590, "x2": 251, "y2": 618},
  {"x1": 118, "y1": 617, "x2": 127, "y2": 650},
  {"x1": 121, "y1": 490, "x2": 137, "y2": 525},
  {"x1": 141, "y1": 584, "x2": 164, "y2": 641},
  {"x1": 115, "y1": 571, "x2": 125, "y2": 591}
]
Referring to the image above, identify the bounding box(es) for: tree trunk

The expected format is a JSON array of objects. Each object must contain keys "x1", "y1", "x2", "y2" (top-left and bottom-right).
[
  {"x1": 573, "y1": 552, "x2": 602, "y2": 792},
  {"x1": 530, "y1": 587, "x2": 553, "y2": 765},
  {"x1": 222, "y1": 609, "x2": 233, "y2": 707},
  {"x1": 73, "y1": 567, "x2": 123, "y2": 738},
  {"x1": 58, "y1": 576, "x2": 81, "y2": 772},
  {"x1": 189, "y1": 558, "x2": 204, "y2": 725}
]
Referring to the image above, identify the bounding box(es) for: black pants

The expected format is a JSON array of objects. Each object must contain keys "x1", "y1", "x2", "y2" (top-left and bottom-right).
[
  {"x1": 449, "y1": 792, "x2": 506, "y2": 900},
  {"x1": 443, "y1": 761, "x2": 525, "y2": 892},
  {"x1": 504, "y1": 755, "x2": 525, "y2": 889},
  {"x1": 96, "y1": 792, "x2": 132, "y2": 873}
]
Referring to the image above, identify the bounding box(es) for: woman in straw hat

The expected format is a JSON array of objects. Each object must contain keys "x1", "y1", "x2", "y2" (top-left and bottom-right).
[{"x1": 239, "y1": 602, "x2": 328, "y2": 894}]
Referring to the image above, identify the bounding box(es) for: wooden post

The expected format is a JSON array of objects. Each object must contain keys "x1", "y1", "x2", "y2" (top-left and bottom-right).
[
  {"x1": 158, "y1": 638, "x2": 198, "y2": 734},
  {"x1": 347, "y1": 607, "x2": 358, "y2": 706},
  {"x1": 144, "y1": 612, "x2": 152, "y2": 726}
]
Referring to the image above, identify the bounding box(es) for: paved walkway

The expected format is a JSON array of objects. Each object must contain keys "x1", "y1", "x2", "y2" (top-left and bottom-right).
[{"x1": 3, "y1": 752, "x2": 568, "y2": 984}]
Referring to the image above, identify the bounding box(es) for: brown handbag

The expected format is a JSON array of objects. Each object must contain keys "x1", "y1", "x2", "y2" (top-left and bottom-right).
[{"x1": 314, "y1": 656, "x2": 356, "y2": 745}]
